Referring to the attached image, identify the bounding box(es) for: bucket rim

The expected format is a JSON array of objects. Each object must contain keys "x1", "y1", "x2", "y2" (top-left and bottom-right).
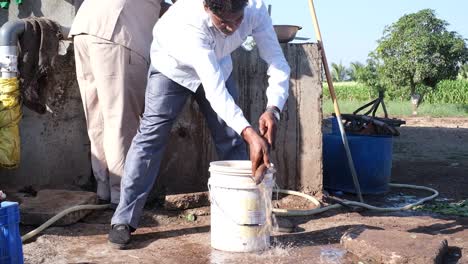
[
  {"x1": 209, "y1": 160, "x2": 252, "y2": 173},
  {"x1": 208, "y1": 173, "x2": 274, "y2": 189},
  {"x1": 209, "y1": 160, "x2": 276, "y2": 175}
]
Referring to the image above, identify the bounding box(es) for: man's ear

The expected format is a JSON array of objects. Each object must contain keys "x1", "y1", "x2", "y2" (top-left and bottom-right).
[{"x1": 203, "y1": 2, "x2": 209, "y2": 12}]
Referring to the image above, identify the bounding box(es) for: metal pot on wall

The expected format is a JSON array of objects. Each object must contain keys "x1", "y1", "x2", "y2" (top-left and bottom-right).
[{"x1": 273, "y1": 25, "x2": 302, "y2": 43}]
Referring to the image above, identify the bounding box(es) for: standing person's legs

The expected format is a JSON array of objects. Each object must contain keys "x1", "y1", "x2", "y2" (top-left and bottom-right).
[
  {"x1": 88, "y1": 37, "x2": 148, "y2": 204},
  {"x1": 111, "y1": 70, "x2": 191, "y2": 229},
  {"x1": 74, "y1": 35, "x2": 110, "y2": 202},
  {"x1": 194, "y1": 74, "x2": 248, "y2": 160}
]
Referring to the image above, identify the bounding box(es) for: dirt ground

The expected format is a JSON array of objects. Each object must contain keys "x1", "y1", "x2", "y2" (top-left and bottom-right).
[{"x1": 20, "y1": 117, "x2": 468, "y2": 264}]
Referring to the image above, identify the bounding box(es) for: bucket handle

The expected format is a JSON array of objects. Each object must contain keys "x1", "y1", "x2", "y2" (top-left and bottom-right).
[{"x1": 208, "y1": 183, "x2": 266, "y2": 226}]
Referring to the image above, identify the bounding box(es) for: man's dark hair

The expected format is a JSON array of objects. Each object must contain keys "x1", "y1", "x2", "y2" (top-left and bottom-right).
[{"x1": 204, "y1": 0, "x2": 248, "y2": 15}]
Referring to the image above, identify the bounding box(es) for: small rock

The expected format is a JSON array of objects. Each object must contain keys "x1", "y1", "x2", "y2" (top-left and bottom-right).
[
  {"x1": 164, "y1": 192, "x2": 210, "y2": 210},
  {"x1": 185, "y1": 207, "x2": 210, "y2": 217},
  {"x1": 186, "y1": 213, "x2": 197, "y2": 222}
]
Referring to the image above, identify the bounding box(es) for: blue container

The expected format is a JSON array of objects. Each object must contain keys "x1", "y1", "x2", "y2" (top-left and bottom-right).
[
  {"x1": 323, "y1": 119, "x2": 393, "y2": 194},
  {"x1": 330, "y1": 117, "x2": 340, "y2": 134},
  {"x1": 0, "y1": 202, "x2": 24, "y2": 264}
]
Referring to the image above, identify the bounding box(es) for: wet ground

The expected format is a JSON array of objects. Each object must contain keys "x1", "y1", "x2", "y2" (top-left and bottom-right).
[
  {"x1": 21, "y1": 117, "x2": 468, "y2": 263},
  {"x1": 21, "y1": 207, "x2": 467, "y2": 264}
]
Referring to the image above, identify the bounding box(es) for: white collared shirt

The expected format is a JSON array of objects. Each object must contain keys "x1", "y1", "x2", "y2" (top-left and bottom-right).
[{"x1": 150, "y1": 0, "x2": 290, "y2": 135}]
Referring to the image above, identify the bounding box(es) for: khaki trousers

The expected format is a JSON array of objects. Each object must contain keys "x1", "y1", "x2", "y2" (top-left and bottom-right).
[{"x1": 74, "y1": 34, "x2": 148, "y2": 204}]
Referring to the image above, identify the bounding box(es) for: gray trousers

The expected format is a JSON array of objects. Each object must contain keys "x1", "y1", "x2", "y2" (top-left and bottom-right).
[{"x1": 111, "y1": 68, "x2": 248, "y2": 229}]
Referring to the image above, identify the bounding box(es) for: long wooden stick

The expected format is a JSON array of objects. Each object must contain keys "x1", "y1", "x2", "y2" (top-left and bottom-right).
[{"x1": 308, "y1": 0, "x2": 364, "y2": 202}]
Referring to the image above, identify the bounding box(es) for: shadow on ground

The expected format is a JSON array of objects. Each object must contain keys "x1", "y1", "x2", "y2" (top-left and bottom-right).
[{"x1": 129, "y1": 225, "x2": 210, "y2": 250}]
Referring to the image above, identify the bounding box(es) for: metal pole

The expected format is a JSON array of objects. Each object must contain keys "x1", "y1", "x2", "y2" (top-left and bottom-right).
[{"x1": 307, "y1": 0, "x2": 364, "y2": 202}]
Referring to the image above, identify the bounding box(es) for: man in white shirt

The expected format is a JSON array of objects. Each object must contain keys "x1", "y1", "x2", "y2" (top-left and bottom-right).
[{"x1": 109, "y1": 0, "x2": 290, "y2": 249}]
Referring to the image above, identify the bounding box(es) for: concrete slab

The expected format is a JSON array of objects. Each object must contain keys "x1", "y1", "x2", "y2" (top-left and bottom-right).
[
  {"x1": 20, "y1": 189, "x2": 97, "y2": 226},
  {"x1": 341, "y1": 227, "x2": 449, "y2": 264}
]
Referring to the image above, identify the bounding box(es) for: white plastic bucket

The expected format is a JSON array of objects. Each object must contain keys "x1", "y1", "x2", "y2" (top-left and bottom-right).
[{"x1": 208, "y1": 160, "x2": 275, "y2": 252}]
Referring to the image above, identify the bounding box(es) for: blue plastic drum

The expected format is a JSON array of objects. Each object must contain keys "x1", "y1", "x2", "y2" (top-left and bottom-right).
[{"x1": 323, "y1": 119, "x2": 393, "y2": 194}]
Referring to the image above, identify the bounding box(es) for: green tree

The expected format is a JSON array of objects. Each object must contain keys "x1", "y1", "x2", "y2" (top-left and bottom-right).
[
  {"x1": 331, "y1": 62, "x2": 348, "y2": 82},
  {"x1": 373, "y1": 9, "x2": 468, "y2": 97},
  {"x1": 355, "y1": 57, "x2": 389, "y2": 93},
  {"x1": 459, "y1": 63, "x2": 468, "y2": 79},
  {"x1": 348, "y1": 61, "x2": 365, "y2": 81}
]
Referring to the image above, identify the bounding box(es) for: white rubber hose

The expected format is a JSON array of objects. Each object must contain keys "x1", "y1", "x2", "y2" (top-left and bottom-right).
[
  {"x1": 21, "y1": 204, "x2": 110, "y2": 242},
  {"x1": 272, "y1": 183, "x2": 439, "y2": 216}
]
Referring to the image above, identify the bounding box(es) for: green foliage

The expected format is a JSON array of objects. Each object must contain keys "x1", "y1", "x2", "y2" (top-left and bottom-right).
[
  {"x1": 382, "y1": 86, "x2": 411, "y2": 102},
  {"x1": 331, "y1": 62, "x2": 348, "y2": 82},
  {"x1": 414, "y1": 200, "x2": 468, "y2": 217},
  {"x1": 373, "y1": 9, "x2": 468, "y2": 95},
  {"x1": 323, "y1": 99, "x2": 468, "y2": 117},
  {"x1": 353, "y1": 57, "x2": 388, "y2": 93},
  {"x1": 424, "y1": 80, "x2": 468, "y2": 104},
  {"x1": 323, "y1": 82, "x2": 377, "y2": 101},
  {"x1": 347, "y1": 62, "x2": 365, "y2": 81},
  {"x1": 459, "y1": 63, "x2": 468, "y2": 79},
  {"x1": 324, "y1": 80, "x2": 468, "y2": 104}
]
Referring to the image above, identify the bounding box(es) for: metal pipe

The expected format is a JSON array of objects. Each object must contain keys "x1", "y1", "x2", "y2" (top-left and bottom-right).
[
  {"x1": 307, "y1": 0, "x2": 364, "y2": 202},
  {"x1": 0, "y1": 20, "x2": 25, "y2": 78},
  {"x1": 0, "y1": 20, "x2": 25, "y2": 46}
]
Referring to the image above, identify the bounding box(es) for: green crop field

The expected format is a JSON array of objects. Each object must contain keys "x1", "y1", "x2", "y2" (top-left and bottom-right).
[
  {"x1": 322, "y1": 100, "x2": 468, "y2": 117},
  {"x1": 322, "y1": 81, "x2": 468, "y2": 117}
]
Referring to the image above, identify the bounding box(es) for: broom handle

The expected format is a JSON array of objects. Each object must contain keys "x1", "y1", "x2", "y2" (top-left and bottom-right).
[{"x1": 307, "y1": 0, "x2": 364, "y2": 202}]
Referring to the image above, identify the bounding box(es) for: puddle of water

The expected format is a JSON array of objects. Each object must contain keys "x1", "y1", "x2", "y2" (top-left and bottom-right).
[
  {"x1": 209, "y1": 176, "x2": 299, "y2": 263},
  {"x1": 263, "y1": 241, "x2": 295, "y2": 257},
  {"x1": 209, "y1": 245, "x2": 350, "y2": 264},
  {"x1": 209, "y1": 175, "x2": 352, "y2": 264},
  {"x1": 385, "y1": 194, "x2": 420, "y2": 207},
  {"x1": 209, "y1": 243, "x2": 296, "y2": 264},
  {"x1": 319, "y1": 247, "x2": 347, "y2": 264}
]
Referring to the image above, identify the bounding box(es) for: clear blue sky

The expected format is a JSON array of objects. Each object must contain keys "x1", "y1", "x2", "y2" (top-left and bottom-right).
[{"x1": 264, "y1": 0, "x2": 468, "y2": 67}]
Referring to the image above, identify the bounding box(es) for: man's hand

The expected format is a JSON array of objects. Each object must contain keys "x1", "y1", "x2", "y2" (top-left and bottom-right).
[
  {"x1": 241, "y1": 127, "x2": 270, "y2": 178},
  {"x1": 258, "y1": 109, "x2": 278, "y2": 150}
]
